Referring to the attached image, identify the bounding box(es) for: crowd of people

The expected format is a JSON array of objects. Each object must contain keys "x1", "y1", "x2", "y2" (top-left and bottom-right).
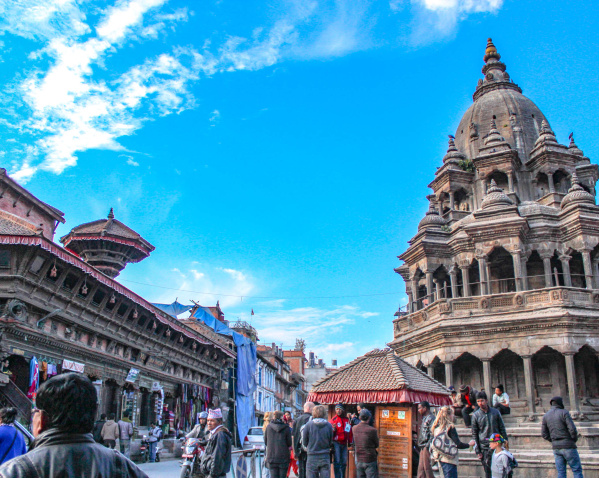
[{"x1": 0, "y1": 374, "x2": 585, "y2": 478}]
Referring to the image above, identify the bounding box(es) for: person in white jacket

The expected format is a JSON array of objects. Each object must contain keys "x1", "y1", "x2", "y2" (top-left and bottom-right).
[{"x1": 489, "y1": 433, "x2": 514, "y2": 478}]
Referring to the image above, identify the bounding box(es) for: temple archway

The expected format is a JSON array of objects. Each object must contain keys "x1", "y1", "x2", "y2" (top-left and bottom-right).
[
  {"x1": 553, "y1": 170, "x2": 571, "y2": 194},
  {"x1": 491, "y1": 349, "x2": 526, "y2": 411},
  {"x1": 488, "y1": 247, "x2": 516, "y2": 294},
  {"x1": 570, "y1": 251, "x2": 587, "y2": 289},
  {"x1": 433, "y1": 265, "x2": 451, "y2": 299},
  {"x1": 535, "y1": 172, "x2": 550, "y2": 199},
  {"x1": 575, "y1": 346, "x2": 599, "y2": 399},
  {"x1": 532, "y1": 346, "x2": 568, "y2": 410},
  {"x1": 453, "y1": 352, "x2": 483, "y2": 391},
  {"x1": 526, "y1": 251, "x2": 545, "y2": 290},
  {"x1": 430, "y1": 356, "x2": 446, "y2": 385}
]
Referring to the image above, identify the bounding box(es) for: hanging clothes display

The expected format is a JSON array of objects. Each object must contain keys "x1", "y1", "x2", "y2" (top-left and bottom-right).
[{"x1": 27, "y1": 357, "x2": 39, "y2": 402}]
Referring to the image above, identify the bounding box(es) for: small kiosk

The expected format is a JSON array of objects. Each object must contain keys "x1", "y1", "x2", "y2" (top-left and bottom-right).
[{"x1": 308, "y1": 348, "x2": 451, "y2": 478}]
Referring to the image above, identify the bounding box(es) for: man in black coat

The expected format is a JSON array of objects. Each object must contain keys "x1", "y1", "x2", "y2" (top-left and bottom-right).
[
  {"x1": 0, "y1": 373, "x2": 147, "y2": 478},
  {"x1": 200, "y1": 409, "x2": 233, "y2": 478},
  {"x1": 293, "y1": 402, "x2": 315, "y2": 478},
  {"x1": 542, "y1": 396, "x2": 583, "y2": 478},
  {"x1": 471, "y1": 391, "x2": 507, "y2": 478},
  {"x1": 92, "y1": 413, "x2": 107, "y2": 444},
  {"x1": 265, "y1": 410, "x2": 293, "y2": 478}
]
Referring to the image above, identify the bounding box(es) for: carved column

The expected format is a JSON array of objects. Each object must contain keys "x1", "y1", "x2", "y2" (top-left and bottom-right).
[
  {"x1": 564, "y1": 352, "x2": 580, "y2": 413},
  {"x1": 444, "y1": 361, "x2": 454, "y2": 388},
  {"x1": 434, "y1": 280, "x2": 441, "y2": 301},
  {"x1": 581, "y1": 249, "x2": 594, "y2": 290},
  {"x1": 540, "y1": 251, "x2": 554, "y2": 287},
  {"x1": 410, "y1": 277, "x2": 419, "y2": 312},
  {"x1": 520, "y1": 254, "x2": 529, "y2": 291},
  {"x1": 449, "y1": 266, "x2": 459, "y2": 298},
  {"x1": 593, "y1": 257, "x2": 599, "y2": 290},
  {"x1": 427, "y1": 365, "x2": 435, "y2": 378},
  {"x1": 406, "y1": 289, "x2": 413, "y2": 314},
  {"x1": 507, "y1": 171, "x2": 514, "y2": 193},
  {"x1": 478, "y1": 256, "x2": 488, "y2": 295},
  {"x1": 449, "y1": 191, "x2": 455, "y2": 210},
  {"x1": 511, "y1": 250, "x2": 523, "y2": 292},
  {"x1": 522, "y1": 355, "x2": 536, "y2": 415},
  {"x1": 482, "y1": 359, "x2": 492, "y2": 398},
  {"x1": 460, "y1": 265, "x2": 471, "y2": 297},
  {"x1": 559, "y1": 254, "x2": 572, "y2": 287},
  {"x1": 548, "y1": 173, "x2": 555, "y2": 193},
  {"x1": 425, "y1": 271, "x2": 434, "y2": 303}
]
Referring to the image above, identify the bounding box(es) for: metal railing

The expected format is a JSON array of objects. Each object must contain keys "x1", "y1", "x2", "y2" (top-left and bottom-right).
[{"x1": 228, "y1": 448, "x2": 264, "y2": 478}]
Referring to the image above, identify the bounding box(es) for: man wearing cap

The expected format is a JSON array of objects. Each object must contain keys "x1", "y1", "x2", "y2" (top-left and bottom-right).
[
  {"x1": 330, "y1": 404, "x2": 352, "y2": 478},
  {"x1": 541, "y1": 396, "x2": 583, "y2": 478},
  {"x1": 187, "y1": 411, "x2": 209, "y2": 441},
  {"x1": 200, "y1": 409, "x2": 233, "y2": 478},
  {"x1": 471, "y1": 392, "x2": 508, "y2": 478},
  {"x1": 352, "y1": 409, "x2": 379, "y2": 478}
]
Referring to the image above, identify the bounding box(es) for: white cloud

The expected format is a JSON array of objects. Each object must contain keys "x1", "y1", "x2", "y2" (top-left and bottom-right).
[
  {"x1": 220, "y1": 268, "x2": 247, "y2": 282},
  {"x1": 209, "y1": 109, "x2": 220, "y2": 125},
  {"x1": 125, "y1": 156, "x2": 140, "y2": 166}
]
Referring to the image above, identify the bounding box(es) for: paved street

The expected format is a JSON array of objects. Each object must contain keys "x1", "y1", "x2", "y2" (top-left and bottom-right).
[{"x1": 138, "y1": 459, "x2": 182, "y2": 478}]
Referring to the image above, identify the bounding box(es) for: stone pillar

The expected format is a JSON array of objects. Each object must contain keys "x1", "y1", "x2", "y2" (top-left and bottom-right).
[
  {"x1": 564, "y1": 352, "x2": 580, "y2": 413},
  {"x1": 427, "y1": 365, "x2": 435, "y2": 378},
  {"x1": 522, "y1": 355, "x2": 536, "y2": 415},
  {"x1": 460, "y1": 265, "x2": 471, "y2": 297},
  {"x1": 407, "y1": 289, "x2": 413, "y2": 314},
  {"x1": 540, "y1": 251, "x2": 554, "y2": 287},
  {"x1": 581, "y1": 249, "x2": 594, "y2": 290},
  {"x1": 449, "y1": 191, "x2": 455, "y2": 210},
  {"x1": 410, "y1": 277, "x2": 419, "y2": 312},
  {"x1": 425, "y1": 271, "x2": 434, "y2": 303},
  {"x1": 449, "y1": 266, "x2": 459, "y2": 298},
  {"x1": 434, "y1": 280, "x2": 441, "y2": 301},
  {"x1": 511, "y1": 250, "x2": 523, "y2": 292},
  {"x1": 520, "y1": 255, "x2": 529, "y2": 291},
  {"x1": 559, "y1": 254, "x2": 572, "y2": 287},
  {"x1": 548, "y1": 173, "x2": 555, "y2": 193},
  {"x1": 444, "y1": 361, "x2": 453, "y2": 388},
  {"x1": 593, "y1": 258, "x2": 599, "y2": 289},
  {"x1": 482, "y1": 359, "x2": 492, "y2": 398},
  {"x1": 478, "y1": 257, "x2": 488, "y2": 295},
  {"x1": 507, "y1": 171, "x2": 514, "y2": 193}
]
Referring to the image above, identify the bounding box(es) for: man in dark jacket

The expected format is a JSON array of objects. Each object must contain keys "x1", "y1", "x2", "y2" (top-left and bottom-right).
[
  {"x1": 302, "y1": 405, "x2": 334, "y2": 478},
  {"x1": 460, "y1": 385, "x2": 479, "y2": 427},
  {"x1": 92, "y1": 413, "x2": 107, "y2": 444},
  {"x1": 541, "y1": 396, "x2": 583, "y2": 478},
  {"x1": 200, "y1": 409, "x2": 233, "y2": 478},
  {"x1": 265, "y1": 410, "x2": 293, "y2": 478},
  {"x1": 293, "y1": 402, "x2": 315, "y2": 478},
  {"x1": 352, "y1": 409, "x2": 379, "y2": 478},
  {"x1": 0, "y1": 373, "x2": 147, "y2": 478},
  {"x1": 471, "y1": 391, "x2": 507, "y2": 478},
  {"x1": 416, "y1": 401, "x2": 435, "y2": 478}
]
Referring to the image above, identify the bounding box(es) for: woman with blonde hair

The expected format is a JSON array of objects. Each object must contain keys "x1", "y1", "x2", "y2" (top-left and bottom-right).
[
  {"x1": 429, "y1": 406, "x2": 475, "y2": 478},
  {"x1": 262, "y1": 412, "x2": 272, "y2": 478}
]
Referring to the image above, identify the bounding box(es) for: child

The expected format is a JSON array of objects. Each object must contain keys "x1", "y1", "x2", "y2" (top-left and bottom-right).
[{"x1": 489, "y1": 433, "x2": 514, "y2": 478}]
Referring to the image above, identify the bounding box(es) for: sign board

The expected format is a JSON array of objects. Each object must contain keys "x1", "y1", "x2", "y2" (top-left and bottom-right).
[
  {"x1": 376, "y1": 405, "x2": 412, "y2": 478},
  {"x1": 62, "y1": 359, "x2": 85, "y2": 373},
  {"x1": 146, "y1": 356, "x2": 166, "y2": 370},
  {"x1": 125, "y1": 368, "x2": 140, "y2": 383},
  {"x1": 151, "y1": 381, "x2": 162, "y2": 392}
]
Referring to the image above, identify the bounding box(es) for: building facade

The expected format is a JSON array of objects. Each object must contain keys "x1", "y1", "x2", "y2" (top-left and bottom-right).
[
  {"x1": 283, "y1": 348, "x2": 308, "y2": 416},
  {"x1": 254, "y1": 351, "x2": 276, "y2": 423},
  {"x1": 390, "y1": 39, "x2": 599, "y2": 475},
  {"x1": 0, "y1": 169, "x2": 234, "y2": 432},
  {"x1": 257, "y1": 343, "x2": 294, "y2": 412}
]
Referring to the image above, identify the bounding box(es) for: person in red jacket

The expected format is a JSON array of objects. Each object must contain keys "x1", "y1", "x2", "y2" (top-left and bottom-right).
[{"x1": 330, "y1": 404, "x2": 352, "y2": 478}]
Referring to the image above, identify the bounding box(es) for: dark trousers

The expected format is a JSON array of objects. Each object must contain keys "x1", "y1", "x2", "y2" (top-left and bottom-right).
[
  {"x1": 493, "y1": 403, "x2": 510, "y2": 415},
  {"x1": 333, "y1": 442, "x2": 348, "y2": 478},
  {"x1": 480, "y1": 448, "x2": 493, "y2": 478},
  {"x1": 298, "y1": 454, "x2": 307, "y2": 478},
  {"x1": 269, "y1": 462, "x2": 289, "y2": 478},
  {"x1": 307, "y1": 454, "x2": 331, "y2": 478},
  {"x1": 462, "y1": 405, "x2": 475, "y2": 427},
  {"x1": 356, "y1": 462, "x2": 378, "y2": 478},
  {"x1": 554, "y1": 448, "x2": 584, "y2": 478},
  {"x1": 104, "y1": 440, "x2": 116, "y2": 449},
  {"x1": 440, "y1": 462, "x2": 457, "y2": 478},
  {"x1": 417, "y1": 447, "x2": 434, "y2": 478}
]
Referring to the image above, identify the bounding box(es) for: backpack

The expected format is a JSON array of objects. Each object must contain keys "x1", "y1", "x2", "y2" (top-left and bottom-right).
[
  {"x1": 299, "y1": 417, "x2": 312, "y2": 452},
  {"x1": 430, "y1": 430, "x2": 458, "y2": 460},
  {"x1": 506, "y1": 454, "x2": 519, "y2": 474}
]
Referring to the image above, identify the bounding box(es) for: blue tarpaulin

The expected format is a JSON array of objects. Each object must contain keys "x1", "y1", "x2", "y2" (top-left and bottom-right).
[
  {"x1": 151, "y1": 301, "x2": 194, "y2": 317},
  {"x1": 190, "y1": 307, "x2": 257, "y2": 443}
]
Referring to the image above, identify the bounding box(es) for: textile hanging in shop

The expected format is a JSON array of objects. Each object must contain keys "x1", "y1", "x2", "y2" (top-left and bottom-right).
[
  {"x1": 62, "y1": 360, "x2": 85, "y2": 373},
  {"x1": 27, "y1": 357, "x2": 39, "y2": 401}
]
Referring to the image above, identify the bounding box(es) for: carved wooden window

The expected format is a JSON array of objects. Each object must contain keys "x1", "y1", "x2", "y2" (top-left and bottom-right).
[
  {"x1": 29, "y1": 256, "x2": 45, "y2": 274},
  {"x1": 0, "y1": 250, "x2": 10, "y2": 269}
]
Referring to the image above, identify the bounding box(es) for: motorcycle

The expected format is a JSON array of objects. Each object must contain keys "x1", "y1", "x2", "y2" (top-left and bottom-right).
[
  {"x1": 180, "y1": 438, "x2": 204, "y2": 478},
  {"x1": 139, "y1": 435, "x2": 161, "y2": 463}
]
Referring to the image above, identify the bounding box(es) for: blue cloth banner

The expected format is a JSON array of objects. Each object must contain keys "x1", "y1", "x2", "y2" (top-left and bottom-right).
[
  {"x1": 151, "y1": 301, "x2": 194, "y2": 317},
  {"x1": 190, "y1": 307, "x2": 257, "y2": 443}
]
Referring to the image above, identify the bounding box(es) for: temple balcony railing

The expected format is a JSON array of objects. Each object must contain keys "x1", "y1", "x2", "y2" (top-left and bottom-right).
[{"x1": 393, "y1": 285, "x2": 599, "y2": 339}]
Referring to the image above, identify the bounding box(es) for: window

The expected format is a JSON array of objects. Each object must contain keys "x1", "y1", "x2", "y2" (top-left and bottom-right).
[
  {"x1": 29, "y1": 256, "x2": 45, "y2": 274},
  {"x1": 248, "y1": 428, "x2": 263, "y2": 436},
  {"x1": 62, "y1": 273, "x2": 78, "y2": 291},
  {"x1": 0, "y1": 250, "x2": 10, "y2": 269},
  {"x1": 91, "y1": 289, "x2": 106, "y2": 306},
  {"x1": 258, "y1": 367, "x2": 262, "y2": 386}
]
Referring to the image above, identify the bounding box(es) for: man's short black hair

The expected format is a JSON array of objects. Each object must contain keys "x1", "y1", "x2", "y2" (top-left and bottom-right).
[
  {"x1": 419, "y1": 401, "x2": 431, "y2": 410},
  {"x1": 0, "y1": 407, "x2": 17, "y2": 425},
  {"x1": 477, "y1": 391, "x2": 488, "y2": 401},
  {"x1": 108, "y1": 413, "x2": 116, "y2": 420},
  {"x1": 100, "y1": 413, "x2": 107, "y2": 420},
  {"x1": 36, "y1": 373, "x2": 97, "y2": 434}
]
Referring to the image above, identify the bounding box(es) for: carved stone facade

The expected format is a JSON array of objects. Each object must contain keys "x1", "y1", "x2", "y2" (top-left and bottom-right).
[
  {"x1": 391, "y1": 39, "x2": 599, "y2": 419},
  {"x1": 0, "y1": 168, "x2": 235, "y2": 430}
]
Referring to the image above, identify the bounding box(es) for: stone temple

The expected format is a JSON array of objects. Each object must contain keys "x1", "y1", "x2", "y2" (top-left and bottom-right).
[{"x1": 391, "y1": 39, "x2": 599, "y2": 476}]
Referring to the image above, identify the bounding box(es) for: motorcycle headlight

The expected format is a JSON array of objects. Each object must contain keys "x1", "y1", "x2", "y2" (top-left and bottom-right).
[{"x1": 185, "y1": 446, "x2": 195, "y2": 454}]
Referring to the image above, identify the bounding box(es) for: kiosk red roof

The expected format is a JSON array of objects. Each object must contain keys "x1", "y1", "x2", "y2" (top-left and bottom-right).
[{"x1": 308, "y1": 348, "x2": 451, "y2": 406}]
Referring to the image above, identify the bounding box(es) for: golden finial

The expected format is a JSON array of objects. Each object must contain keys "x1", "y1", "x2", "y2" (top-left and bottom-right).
[{"x1": 484, "y1": 38, "x2": 501, "y2": 62}]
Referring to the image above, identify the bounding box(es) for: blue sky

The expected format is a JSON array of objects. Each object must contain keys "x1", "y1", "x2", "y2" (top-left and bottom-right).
[{"x1": 1, "y1": 0, "x2": 598, "y2": 365}]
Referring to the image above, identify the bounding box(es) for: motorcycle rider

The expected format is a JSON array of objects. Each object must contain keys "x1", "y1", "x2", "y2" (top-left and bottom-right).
[{"x1": 187, "y1": 412, "x2": 209, "y2": 442}]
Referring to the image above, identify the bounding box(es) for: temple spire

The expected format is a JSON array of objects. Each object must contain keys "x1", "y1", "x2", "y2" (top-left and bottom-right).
[
  {"x1": 108, "y1": 208, "x2": 115, "y2": 219},
  {"x1": 484, "y1": 38, "x2": 501, "y2": 63}
]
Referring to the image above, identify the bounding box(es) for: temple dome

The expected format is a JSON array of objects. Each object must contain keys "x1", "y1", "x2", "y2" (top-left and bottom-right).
[
  {"x1": 454, "y1": 39, "x2": 548, "y2": 162},
  {"x1": 561, "y1": 172, "x2": 595, "y2": 210},
  {"x1": 481, "y1": 180, "x2": 513, "y2": 210},
  {"x1": 418, "y1": 203, "x2": 446, "y2": 229}
]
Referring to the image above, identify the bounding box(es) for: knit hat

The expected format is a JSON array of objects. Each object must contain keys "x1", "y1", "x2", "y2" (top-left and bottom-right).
[
  {"x1": 208, "y1": 408, "x2": 223, "y2": 419},
  {"x1": 335, "y1": 404, "x2": 345, "y2": 411}
]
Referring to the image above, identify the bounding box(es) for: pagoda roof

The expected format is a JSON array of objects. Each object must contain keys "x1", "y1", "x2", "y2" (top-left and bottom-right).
[{"x1": 308, "y1": 348, "x2": 450, "y2": 406}]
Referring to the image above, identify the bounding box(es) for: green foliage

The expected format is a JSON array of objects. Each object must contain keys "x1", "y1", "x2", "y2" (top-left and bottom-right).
[{"x1": 458, "y1": 158, "x2": 475, "y2": 173}]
